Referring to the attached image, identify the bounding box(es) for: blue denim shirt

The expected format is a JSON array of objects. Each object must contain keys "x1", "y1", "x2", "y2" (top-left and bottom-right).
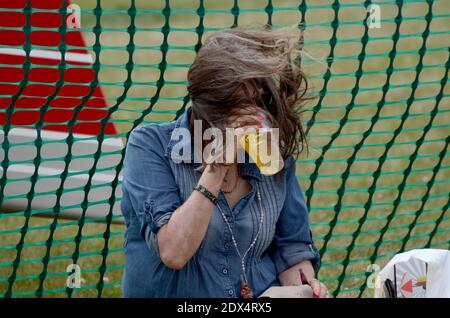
[{"x1": 120, "y1": 107, "x2": 320, "y2": 298}]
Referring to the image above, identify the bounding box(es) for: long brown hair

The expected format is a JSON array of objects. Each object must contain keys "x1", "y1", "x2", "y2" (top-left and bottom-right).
[{"x1": 187, "y1": 24, "x2": 312, "y2": 161}]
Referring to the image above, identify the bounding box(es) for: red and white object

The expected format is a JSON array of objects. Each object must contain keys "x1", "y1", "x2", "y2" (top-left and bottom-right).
[
  {"x1": 0, "y1": 0, "x2": 123, "y2": 222},
  {"x1": 375, "y1": 249, "x2": 450, "y2": 298}
]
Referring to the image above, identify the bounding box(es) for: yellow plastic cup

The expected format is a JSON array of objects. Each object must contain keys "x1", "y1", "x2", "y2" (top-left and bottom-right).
[{"x1": 239, "y1": 126, "x2": 284, "y2": 176}]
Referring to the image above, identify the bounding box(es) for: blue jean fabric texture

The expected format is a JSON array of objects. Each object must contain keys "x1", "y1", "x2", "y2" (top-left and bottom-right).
[{"x1": 120, "y1": 107, "x2": 320, "y2": 298}]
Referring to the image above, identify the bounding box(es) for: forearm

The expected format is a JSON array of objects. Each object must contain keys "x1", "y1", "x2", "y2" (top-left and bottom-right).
[{"x1": 157, "y1": 164, "x2": 227, "y2": 269}]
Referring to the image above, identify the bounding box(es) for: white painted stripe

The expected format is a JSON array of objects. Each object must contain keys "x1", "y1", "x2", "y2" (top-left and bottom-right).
[
  {"x1": 1, "y1": 164, "x2": 123, "y2": 183},
  {"x1": 0, "y1": 129, "x2": 124, "y2": 223},
  {"x1": 1, "y1": 127, "x2": 124, "y2": 149},
  {"x1": 0, "y1": 48, "x2": 93, "y2": 64},
  {"x1": 1, "y1": 161, "x2": 124, "y2": 223}
]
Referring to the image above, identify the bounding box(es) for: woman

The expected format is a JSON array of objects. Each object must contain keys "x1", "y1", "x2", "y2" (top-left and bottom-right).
[{"x1": 120, "y1": 25, "x2": 329, "y2": 298}]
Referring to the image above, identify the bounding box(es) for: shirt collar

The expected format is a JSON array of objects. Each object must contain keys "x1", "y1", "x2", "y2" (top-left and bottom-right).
[{"x1": 164, "y1": 107, "x2": 263, "y2": 181}]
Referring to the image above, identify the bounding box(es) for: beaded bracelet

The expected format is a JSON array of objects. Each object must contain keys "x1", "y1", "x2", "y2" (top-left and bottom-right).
[{"x1": 193, "y1": 184, "x2": 218, "y2": 205}]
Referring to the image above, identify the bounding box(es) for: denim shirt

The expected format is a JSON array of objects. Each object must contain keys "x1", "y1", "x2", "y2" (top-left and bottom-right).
[{"x1": 120, "y1": 107, "x2": 320, "y2": 298}]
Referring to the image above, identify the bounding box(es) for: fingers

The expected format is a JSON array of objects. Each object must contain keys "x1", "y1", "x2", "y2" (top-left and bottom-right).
[
  {"x1": 232, "y1": 105, "x2": 264, "y2": 117},
  {"x1": 234, "y1": 126, "x2": 261, "y2": 140},
  {"x1": 310, "y1": 279, "x2": 321, "y2": 297},
  {"x1": 319, "y1": 282, "x2": 329, "y2": 298},
  {"x1": 310, "y1": 279, "x2": 330, "y2": 298},
  {"x1": 230, "y1": 114, "x2": 264, "y2": 129},
  {"x1": 203, "y1": 136, "x2": 226, "y2": 164},
  {"x1": 203, "y1": 108, "x2": 268, "y2": 165}
]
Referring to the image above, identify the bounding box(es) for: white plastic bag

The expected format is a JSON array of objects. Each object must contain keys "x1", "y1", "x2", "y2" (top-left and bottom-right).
[
  {"x1": 259, "y1": 285, "x2": 314, "y2": 298},
  {"x1": 375, "y1": 249, "x2": 450, "y2": 298}
]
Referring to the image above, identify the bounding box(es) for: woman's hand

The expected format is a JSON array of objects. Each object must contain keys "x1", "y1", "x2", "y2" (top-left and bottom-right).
[
  {"x1": 278, "y1": 260, "x2": 331, "y2": 298},
  {"x1": 205, "y1": 105, "x2": 265, "y2": 165},
  {"x1": 228, "y1": 105, "x2": 267, "y2": 133},
  {"x1": 308, "y1": 275, "x2": 330, "y2": 298}
]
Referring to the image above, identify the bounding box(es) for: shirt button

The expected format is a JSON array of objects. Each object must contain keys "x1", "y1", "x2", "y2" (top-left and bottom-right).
[
  {"x1": 222, "y1": 268, "x2": 228, "y2": 275},
  {"x1": 228, "y1": 289, "x2": 234, "y2": 296},
  {"x1": 224, "y1": 242, "x2": 230, "y2": 249}
]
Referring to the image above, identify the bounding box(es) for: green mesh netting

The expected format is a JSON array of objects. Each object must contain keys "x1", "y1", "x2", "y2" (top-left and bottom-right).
[{"x1": 0, "y1": 0, "x2": 449, "y2": 298}]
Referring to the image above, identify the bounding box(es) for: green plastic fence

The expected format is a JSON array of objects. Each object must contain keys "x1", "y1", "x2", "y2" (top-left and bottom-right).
[{"x1": 0, "y1": 0, "x2": 449, "y2": 298}]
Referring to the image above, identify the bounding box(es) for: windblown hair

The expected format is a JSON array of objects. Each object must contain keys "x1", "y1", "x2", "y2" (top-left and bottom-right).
[{"x1": 187, "y1": 24, "x2": 313, "y2": 161}]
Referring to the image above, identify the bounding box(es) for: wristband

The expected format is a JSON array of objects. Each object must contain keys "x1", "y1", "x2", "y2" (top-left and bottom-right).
[{"x1": 194, "y1": 184, "x2": 218, "y2": 205}]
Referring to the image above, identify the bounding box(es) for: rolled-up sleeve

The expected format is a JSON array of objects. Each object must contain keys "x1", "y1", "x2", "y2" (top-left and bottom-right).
[
  {"x1": 122, "y1": 125, "x2": 182, "y2": 244},
  {"x1": 270, "y1": 156, "x2": 321, "y2": 275}
]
